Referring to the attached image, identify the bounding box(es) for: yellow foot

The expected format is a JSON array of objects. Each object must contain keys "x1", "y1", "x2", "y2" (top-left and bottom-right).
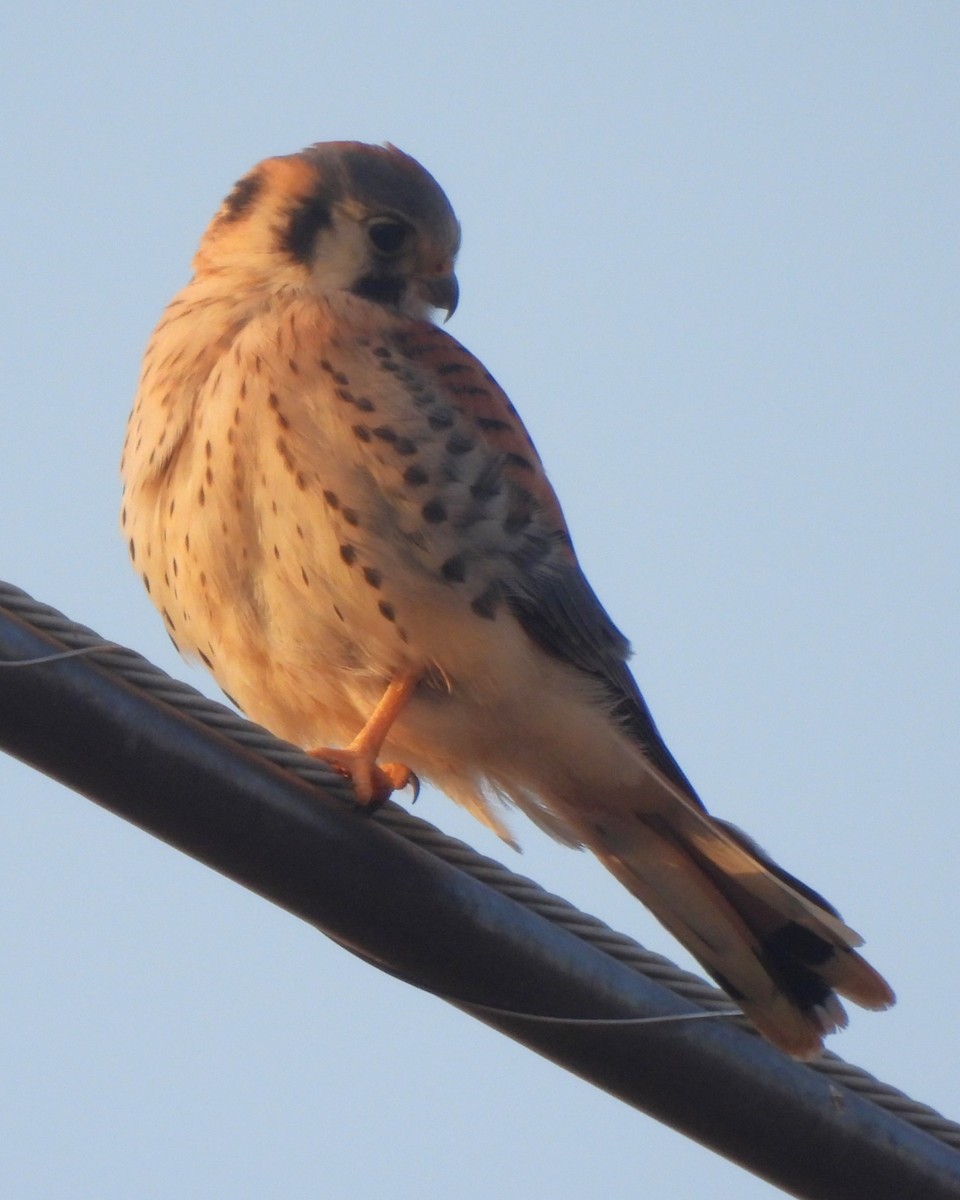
[{"x1": 309, "y1": 747, "x2": 419, "y2": 809}]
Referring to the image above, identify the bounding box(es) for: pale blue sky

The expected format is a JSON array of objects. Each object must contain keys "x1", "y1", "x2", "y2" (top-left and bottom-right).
[{"x1": 2, "y1": 4, "x2": 958, "y2": 1197}]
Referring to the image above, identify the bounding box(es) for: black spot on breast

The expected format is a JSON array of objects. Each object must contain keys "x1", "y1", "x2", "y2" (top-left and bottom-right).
[
  {"x1": 505, "y1": 452, "x2": 534, "y2": 470},
  {"x1": 428, "y1": 409, "x2": 454, "y2": 431},
  {"x1": 503, "y1": 507, "x2": 533, "y2": 536},
  {"x1": 363, "y1": 567, "x2": 382, "y2": 588},
  {"x1": 421, "y1": 499, "x2": 447, "y2": 524},
  {"x1": 280, "y1": 192, "x2": 333, "y2": 263},
  {"x1": 353, "y1": 424, "x2": 372, "y2": 442},
  {"x1": 342, "y1": 507, "x2": 360, "y2": 526},
  {"x1": 373, "y1": 425, "x2": 397, "y2": 443},
  {"x1": 378, "y1": 600, "x2": 396, "y2": 621},
  {"x1": 403, "y1": 465, "x2": 428, "y2": 486},
  {"x1": 446, "y1": 432, "x2": 474, "y2": 455},
  {"x1": 470, "y1": 585, "x2": 499, "y2": 620},
  {"x1": 276, "y1": 437, "x2": 296, "y2": 472},
  {"x1": 323, "y1": 490, "x2": 340, "y2": 508},
  {"x1": 340, "y1": 544, "x2": 357, "y2": 565},
  {"x1": 476, "y1": 416, "x2": 512, "y2": 432},
  {"x1": 393, "y1": 437, "x2": 417, "y2": 456},
  {"x1": 441, "y1": 555, "x2": 467, "y2": 582}
]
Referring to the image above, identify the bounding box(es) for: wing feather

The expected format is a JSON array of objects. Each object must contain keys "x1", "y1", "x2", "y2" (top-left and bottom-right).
[{"x1": 402, "y1": 322, "x2": 701, "y2": 804}]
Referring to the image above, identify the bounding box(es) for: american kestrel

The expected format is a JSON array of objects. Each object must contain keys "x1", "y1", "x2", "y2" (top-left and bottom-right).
[{"x1": 121, "y1": 142, "x2": 894, "y2": 1057}]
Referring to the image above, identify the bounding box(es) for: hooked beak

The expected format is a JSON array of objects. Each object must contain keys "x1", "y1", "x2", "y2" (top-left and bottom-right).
[{"x1": 423, "y1": 271, "x2": 459, "y2": 322}]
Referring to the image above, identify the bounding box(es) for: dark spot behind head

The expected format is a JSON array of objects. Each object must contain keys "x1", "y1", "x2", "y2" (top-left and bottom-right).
[{"x1": 219, "y1": 170, "x2": 264, "y2": 222}]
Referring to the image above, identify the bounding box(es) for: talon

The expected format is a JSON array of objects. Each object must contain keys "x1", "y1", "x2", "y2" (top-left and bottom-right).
[
  {"x1": 307, "y1": 671, "x2": 421, "y2": 811},
  {"x1": 308, "y1": 747, "x2": 417, "y2": 811},
  {"x1": 381, "y1": 762, "x2": 419, "y2": 803}
]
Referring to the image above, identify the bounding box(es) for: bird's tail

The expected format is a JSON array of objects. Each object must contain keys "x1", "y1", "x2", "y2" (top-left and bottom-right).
[{"x1": 582, "y1": 779, "x2": 894, "y2": 1057}]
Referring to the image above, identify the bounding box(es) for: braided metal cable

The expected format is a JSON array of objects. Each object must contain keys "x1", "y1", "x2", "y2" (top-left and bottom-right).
[{"x1": 1, "y1": 579, "x2": 956, "y2": 1151}]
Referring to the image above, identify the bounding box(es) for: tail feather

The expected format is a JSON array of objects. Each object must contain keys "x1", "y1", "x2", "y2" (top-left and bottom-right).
[
  {"x1": 583, "y1": 776, "x2": 894, "y2": 1058},
  {"x1": 816, "y1": 947, "x2": 896, "y2": 1011}
]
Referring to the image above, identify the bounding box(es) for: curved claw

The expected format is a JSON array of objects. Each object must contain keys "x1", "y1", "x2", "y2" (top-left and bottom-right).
[
  {"x1": 308, "y1": 747, "x2": 418, "y2": 811},
  {"x1": 377, "y1": 761, "x2": 419, "y2": 808}
]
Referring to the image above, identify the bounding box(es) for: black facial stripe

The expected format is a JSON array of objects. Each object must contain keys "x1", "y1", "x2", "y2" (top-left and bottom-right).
[
  {"x1": 351, "y1": 273, "x2": 407, "y2": 307},
  {"x1": 280, "y1": 194, "x2": 333, "y2": 262}
]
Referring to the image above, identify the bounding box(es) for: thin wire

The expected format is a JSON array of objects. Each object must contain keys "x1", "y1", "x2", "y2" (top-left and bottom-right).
[
  {"x1": 479, "y1": 1008, "x2": 741, "y2": 1027},
  {"x1": 329, "y1": 929, "x2": 743, "y2": 1025},
  {"x1": 0, "y1": 644, "x2": 122, "y2": 667},
  {"x1": 1, "y1": 578, "x2": 958, "y2": 1150}
]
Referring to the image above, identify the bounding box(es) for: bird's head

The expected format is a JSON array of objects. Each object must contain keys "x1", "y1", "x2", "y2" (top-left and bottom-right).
[{"x1": 193, "y1": 141, "x2": 461, "y2": 322}]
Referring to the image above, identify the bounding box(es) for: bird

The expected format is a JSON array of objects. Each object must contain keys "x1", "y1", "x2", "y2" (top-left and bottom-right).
[{"x1": 121, "y1": 141, "x2": 894, "y2": 1057}]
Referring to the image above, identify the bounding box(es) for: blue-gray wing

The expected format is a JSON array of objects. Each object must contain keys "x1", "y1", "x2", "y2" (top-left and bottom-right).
[{"x1": 506, "y1": 562, "x2": 704, "y2": 809}]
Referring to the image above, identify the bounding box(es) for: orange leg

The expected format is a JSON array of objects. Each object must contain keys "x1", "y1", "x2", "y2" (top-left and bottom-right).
[{"x1": 310, "y1": 671, "x2": 420, "y2": 808}]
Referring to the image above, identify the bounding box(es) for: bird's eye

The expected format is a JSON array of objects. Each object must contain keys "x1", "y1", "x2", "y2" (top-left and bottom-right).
[{"x1": 367, "y1": 219, "x2": 410, "y2": 256}]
